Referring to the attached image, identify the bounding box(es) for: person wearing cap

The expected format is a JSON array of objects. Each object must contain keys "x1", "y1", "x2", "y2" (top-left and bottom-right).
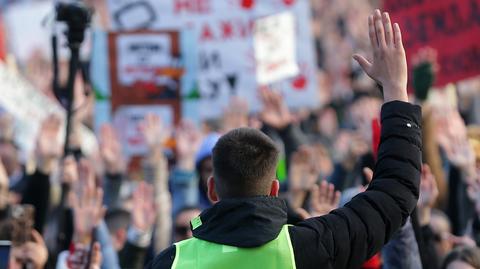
[{"x1": 149, "y1": 10, "x2": 421, "y2": 269}]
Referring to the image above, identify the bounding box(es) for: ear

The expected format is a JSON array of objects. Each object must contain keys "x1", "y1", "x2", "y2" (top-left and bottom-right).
[
  {"x1": 269, "y1": 179, "x2": 280, "y2": 197},
  {"x1": 207, "y1": 176, "x2": 219, "y2": 203}
]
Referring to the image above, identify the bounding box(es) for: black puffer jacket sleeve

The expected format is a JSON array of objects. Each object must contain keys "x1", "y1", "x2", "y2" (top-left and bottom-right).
[{"x1": 289, "y1": 101, "x2": 422, "y2": 269}]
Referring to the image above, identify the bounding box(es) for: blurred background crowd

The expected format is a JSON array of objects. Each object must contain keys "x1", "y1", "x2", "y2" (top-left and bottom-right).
[{"x1": 0, "y1": 0, "x2": 480, "y2": 268}]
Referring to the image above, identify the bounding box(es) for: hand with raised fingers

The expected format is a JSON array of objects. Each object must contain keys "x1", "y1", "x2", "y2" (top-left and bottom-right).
[
  {"x1": 36, "y1": 114, "x2": 63, "y2": 174},
  {"x1": 309, "y1": 181, "x2": 341, "y2": 217},
  {"x1": 22, "y1": 230, "x2": 48, "y2": 269},
  {"x1": 139, "y1": 113, "x2": 170, "y2": 149},
  {"x1": 131, "y1": 182, "x2": 156, "y2": 232},
  {"x1": 222, "y1": 97, "x2": 249, "y2": 132},
  {"x1": 259, "y1": 87, "x2": 292, "y2": 130},
  {"x1": 175, "y1": 120, "x2": 202, "y2": 171},
  {"x1": 70, "y1": 161, "x2": 106, "y2": 245},
  {"x1": 353, "y1": 9, "x2": 408, "y2": 103},
  {"x1": 99, "y1": 124, "x2": 126, "y2": 174},
  {"x1": 418, "y1": 164, "x2": 439, "y2": 208}
]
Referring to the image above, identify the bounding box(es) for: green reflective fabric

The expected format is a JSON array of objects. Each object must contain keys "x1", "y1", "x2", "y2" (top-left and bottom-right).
[{"x1": 172, "y1": 225, "x2": 296, "y2": 269}]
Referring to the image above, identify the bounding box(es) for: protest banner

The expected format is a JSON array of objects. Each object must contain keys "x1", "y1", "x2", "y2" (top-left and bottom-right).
[
  {"x1": 0, "y1": 15, "x2": 5, "y2": 61},
  {"x1": 108, "y1": 30, "x2": 182, "y2": 157},
  {"x1": 254, "y1": 12, "x2": 298, "y2": 85},
  {"x1": 107, "y1": 0, "x2": 318, "y2": 119},
  {"x1": 384, "y1": 0, "x2": 480, "y2": 86},
  {"x1": 0, "y1": 63, "x2": 97, "y2": 158}
]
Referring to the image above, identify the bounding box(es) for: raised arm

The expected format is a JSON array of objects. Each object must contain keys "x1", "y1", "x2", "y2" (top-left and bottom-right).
[{"x1": 289, "y1": 9, "x2": 422, "y2": 269}]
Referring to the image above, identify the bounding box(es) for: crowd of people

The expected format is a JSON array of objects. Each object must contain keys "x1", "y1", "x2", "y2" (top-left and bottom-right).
[{"x1": 0, "y1": 1, "x2": 480, "y2": 269}]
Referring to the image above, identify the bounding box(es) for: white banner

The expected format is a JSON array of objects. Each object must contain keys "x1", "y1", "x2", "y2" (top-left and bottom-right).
[
  {"x1": 107, "y1": 0, "x2": 318, "y2": 118},
  {"x1": 254, "y1": 12, "x2": 298, "y2": 85},
  {"x1": 0, "y1": 63, "x2": 97, "y2": 157}
]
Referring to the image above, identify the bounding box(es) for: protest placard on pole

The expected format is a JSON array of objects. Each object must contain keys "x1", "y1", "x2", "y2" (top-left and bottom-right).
[
  {"x1": 385, "y1": 0, "x2": 480, "y2": 86},
  {"x1": 254, "y1": 12, "x2": 298, "y2": 86},
  {"x1": 108, "y1": 30, "x2": 182, "y2": 158}
]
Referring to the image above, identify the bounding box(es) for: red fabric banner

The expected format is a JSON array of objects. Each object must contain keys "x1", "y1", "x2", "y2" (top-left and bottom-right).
[
  {"x1": 384, "y1": 0, "x2": 480, "y2": 86},
  {"x1": 0, "y1": 15, "x2": 6, "y2": 61}
]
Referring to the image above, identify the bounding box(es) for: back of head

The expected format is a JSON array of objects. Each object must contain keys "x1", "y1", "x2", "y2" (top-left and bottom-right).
[
  {"x1": 442, "y1": 247, "x2": 480, "y2": 269},
  {"x1": 212, "y1": 128, "x2": 279, "y2": 199}
]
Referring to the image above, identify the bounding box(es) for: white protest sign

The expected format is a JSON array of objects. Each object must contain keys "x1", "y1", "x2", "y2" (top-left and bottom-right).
[
  {"x1": 254, "y1": 12, "x2": 298, "y2": 85},
  {"x1": 107, "y1": 0, "x2": 318, "y2": 119},
  {"x1": 0, "y1": 63, "x2": 97, "y2": 157},
  {"x1": 117, "y1": 34, "x2": 175, "y2": 86},
  {"x1": 112, "y1": 105, "x2": 174, "y2": 157}
]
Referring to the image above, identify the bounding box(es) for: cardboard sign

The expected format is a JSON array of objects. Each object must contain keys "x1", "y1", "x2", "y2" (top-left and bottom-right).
[
  {"x1": 107, "y1": 0, "x2": 319, "y2": 119},
  {"x1": 254, "y1": 12, "x2": 298, "y2": 85},
  {"x1": 0, "y1": 63, "x2": 97, "y2": 157},
  {"x1": 108, "y1": 31, "x2": 182, "y2": 121},
  {"x1": 385, "y1": 0, "x2": 480, "y2": 86}
]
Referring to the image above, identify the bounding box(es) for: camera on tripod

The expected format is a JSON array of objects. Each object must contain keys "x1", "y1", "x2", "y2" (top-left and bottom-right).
[{"x1": 55, "y1": 2, "x2": 93, "y2": 47}]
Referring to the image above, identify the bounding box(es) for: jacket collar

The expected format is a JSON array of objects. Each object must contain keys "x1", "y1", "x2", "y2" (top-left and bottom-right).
[{"x1": 191, "y1": 196, "x2": 287, "y2": 248}]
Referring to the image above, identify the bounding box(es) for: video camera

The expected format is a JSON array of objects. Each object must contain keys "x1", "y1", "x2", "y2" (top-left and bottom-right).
[{"x1": 55, "y1": 2, "x2": 92, "y2": 47}]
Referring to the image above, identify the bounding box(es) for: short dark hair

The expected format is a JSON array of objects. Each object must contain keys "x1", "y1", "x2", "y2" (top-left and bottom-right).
[
  {"x1": 441, "y1": 247, "x2": 480, "y2": 269},
  {"x1": 212, "y1": 128, "x2": 279, "y2": 198}
]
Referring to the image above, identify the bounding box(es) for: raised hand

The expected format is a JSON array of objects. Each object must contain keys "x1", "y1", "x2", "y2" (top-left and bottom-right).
[
  {"x1": 418, "y1": 164, "x2": 439, "y2": 208},
  {"x1": 139, "y1": 113, "x2": 170, "y2": 149},
  {"x1": 353, "y1": 9, "x2": 408, "y2": 103},
  {"x1": 131, "y1": 182, "x2": 156, "y2": 232},
  {"x1": 70, "y1": 161, "x2": 106, "y2": 245},
  {"x1": 99, "y1": 124, "x2": 126, "y2": 174},
  {"x1": 309, "y1": 181, "x2": 341, "y2": 217},
  {"x1": 222, "y1": 97, "x2": 249, "y2": 132},
  {"x1": 22, "y1": 230, "x2": 49, "y2": 269},
  {"x1": 36, "y1": 114, "x2": 62, "y2": 174},
  {"x1": 259, "y1": 87, "x2": 292, "y2": 129},
  {"x1": 175, "y1": 120, "x2": 202, "y2": 171}
]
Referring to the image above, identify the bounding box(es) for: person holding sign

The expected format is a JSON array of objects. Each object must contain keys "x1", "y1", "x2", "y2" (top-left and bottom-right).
[{"x1": 148, "y1": 9, "x2": 421, "y2": 269}]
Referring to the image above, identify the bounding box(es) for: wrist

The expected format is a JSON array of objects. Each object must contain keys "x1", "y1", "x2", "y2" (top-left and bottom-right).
[
  {"x1": 36, "y1": 156, "x2": 56, "y2": 174},
  {"x1": 382, "y1": 84, "x2": 408, "y2": 103},
  {"x1": 418, "y1": 206, "x2": 431, "y2": 226}
]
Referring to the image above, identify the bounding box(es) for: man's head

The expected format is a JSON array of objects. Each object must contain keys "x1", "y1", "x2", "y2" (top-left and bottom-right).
[{"x1": 208, "y1": 128, "x2": 280, "y2": 201}]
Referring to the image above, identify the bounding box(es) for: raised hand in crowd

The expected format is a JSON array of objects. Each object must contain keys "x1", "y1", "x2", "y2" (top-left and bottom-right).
[
  {"x1": 10, "y1": 229, "x2": 48, "y2": 269},
  {"x1": 99, "y1": 124, "x2": 126, "y2": 175},
  {"x1": 417, "y1": 164, "x2": 439, "y2": 226},
  {"x1": 140, "y1": 113, "x2": 171, "y2": 152},
  {"x1": 297, "y1": 181, "x2": 341, "y2": 219},
  {"x1": 175, "y1": 120, "x2": 202, "y2": 171},
  {"x1": 222, "y1": 97, "x2": 249, "y2": 133},
  {"x1": 288, "y1": 146, "x2": 318, "y2": 209},
  {"x1": 131, "y1": 182, "x2": 156, "y2": 232},
  {"x1": 353, "y1": 10, "x2": 408, "y2": 103},
  {"x1": 36, "y1": 114, "x2": 62, "y2": 174},
  {"x1": 69, "y1": 161, "x2": 106, "y2": 245},
  {"x1": 259, "y1": 87, "x2": 292, "y2": 130}
]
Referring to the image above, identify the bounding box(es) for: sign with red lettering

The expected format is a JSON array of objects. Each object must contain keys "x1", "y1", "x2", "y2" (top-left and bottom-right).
[
  {"x1": 107, "y1": 0, "x2": 318, "y2": 119},
  {"x1": 384, "y1": 0, "x2": 480, "y2": 86}
]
